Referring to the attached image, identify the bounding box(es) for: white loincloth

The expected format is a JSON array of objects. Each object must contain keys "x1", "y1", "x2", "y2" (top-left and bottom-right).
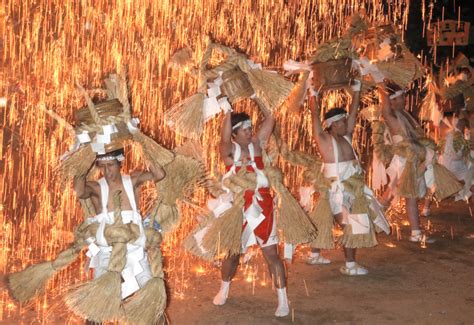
[
  {"x1": 323, "y1": 136, "x2": 390, "y2": 235},
  {"x1": 85, "y1": 176, "x2": 152, "y2": 299}
]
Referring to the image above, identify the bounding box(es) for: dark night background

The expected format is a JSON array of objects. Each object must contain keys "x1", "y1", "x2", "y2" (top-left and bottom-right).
[{"x1": 405, "y1": 0, "x2": 474, "y2": 66}]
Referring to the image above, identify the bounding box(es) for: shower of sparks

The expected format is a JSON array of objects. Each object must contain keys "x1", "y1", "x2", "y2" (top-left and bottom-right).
[{"x1": 1, "y1": 0, "x2": 419, "y2": 322}]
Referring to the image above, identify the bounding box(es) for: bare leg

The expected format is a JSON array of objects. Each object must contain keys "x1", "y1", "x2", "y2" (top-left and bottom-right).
[
  {"x1": 422, "y1": 196, "x2": 431, "y2": 216},
  {"x1": 213, "y1": 254, "x2": 240, "y2": 305},
  {"x1": 405, "y1": 197, "x2": 420, "y2": 231},
  {"x1": 220, "y1": 254, "x2": 240, "y2": 281},
  {"x1": 261, "y1": 244, "x2": 286, "y2": 288}
]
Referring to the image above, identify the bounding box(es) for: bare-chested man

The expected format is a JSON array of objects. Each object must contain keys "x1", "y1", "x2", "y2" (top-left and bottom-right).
[
  {"x1": 74, "y1": 148, "x2": 165, "y2": 324},
  {"x1": 307, "y1": 81, "x2": 389, "y2": 275},
  {"x1": 378, "y1": 82, "x2": 435, "y2": 243},
  {"x1": 212, "y1": 109, "x2": 289, "y2": 317}
]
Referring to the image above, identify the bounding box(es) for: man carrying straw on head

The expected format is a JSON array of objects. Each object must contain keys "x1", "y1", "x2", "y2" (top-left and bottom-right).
[{"x1": 306, "y1": 80, "x2": 390, "y2": 275}]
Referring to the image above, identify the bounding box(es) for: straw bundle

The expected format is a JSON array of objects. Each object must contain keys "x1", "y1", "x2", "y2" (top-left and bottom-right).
[
  {"x1": 65, "y1": 191, "x2": 140, "y2": 323},
  {"x1": 339, "y1": 224, "x2": 377, "y2": 248},
  {"x1": 340, "y1": 175, "x2": 378, "y2": 248},
  {"x1": 124, "y1": 228, "x2": 166, "y2": 325},
  {"x1": 432, "y1": 163, "x2": 463, "y2": 201},
  {"x1": 152, "y1": 154, "x2": 205, "y2": 233},
  {"x1": 8, "y1": 222, "x2": 99, "y2": 303},
  {"x1": 169, "y1": 46, "x2": 194, "y2": 69},
  {"x1": 165, "y1": 92, "x2": 205, "y2": 140},
  {"x1": 311, "y1": 38, "x2": 354, "y2": 63},
  {"x1": 133, "y1": 131, "x2": 175, "y2": 168},
  {"x1": 265, "y1": 166, "x2": 317, "y2": 245},
  {"x1": 244, "y1": 67, "x2": 293, "y2": 113},
  {"x1": 174, "y1": 139, "x2": 204, "y2": 162},
  {"x1": 59, "y1": 145, "x2": 96, "y2": 185},
  {"x1": 183, "y1": 218, "x2": 215, "y2": 261},
  {"x1": 309, "y1": 194, "x2": 335, "y2": 249},
  {"x1": 220, "y1": 66, "x2": 254, "y2": 103},
  {"x1": 201, "y1": 194, "x2": 244, "y2": 258},
  {"x1": 371, "y1": 121, "x2": 394, "y2": 165}
]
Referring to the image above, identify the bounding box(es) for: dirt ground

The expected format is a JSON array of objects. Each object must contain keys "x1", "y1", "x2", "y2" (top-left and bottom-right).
[
  {"x1": 1, "y1": 199, "x2": 474, "y2": 324},
  {"x1": 165, "y1": 200, "x2": 474, "y2": 325}
]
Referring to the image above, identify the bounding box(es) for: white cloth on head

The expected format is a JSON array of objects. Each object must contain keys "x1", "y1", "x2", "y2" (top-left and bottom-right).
[
  {"x1": 323, "y1": 113, "x2": 346, "y2": 129},
  {"x1": 85, "y1": 175, "x2": 151, "y2": 299}
]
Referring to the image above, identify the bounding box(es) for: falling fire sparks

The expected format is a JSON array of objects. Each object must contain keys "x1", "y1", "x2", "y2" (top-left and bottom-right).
[{"x1": 0, "y1": 0, "x2": 421, "y2": 322}]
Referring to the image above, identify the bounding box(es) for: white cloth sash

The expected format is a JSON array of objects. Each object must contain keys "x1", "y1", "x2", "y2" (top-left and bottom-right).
[{"x1": 85, "y1": 175, "x2": 149, "y2": 299}]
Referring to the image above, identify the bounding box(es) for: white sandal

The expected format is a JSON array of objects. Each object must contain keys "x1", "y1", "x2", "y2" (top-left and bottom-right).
[
  {"x1": 409, "y1": 233, "x2": 436, "y2": 243},
  {"x1": 339, "y1": 263, "x2": 368, "y2": 276},
  {"x1": 306, "y1": 255, "x2": 331, "y2": 265}
]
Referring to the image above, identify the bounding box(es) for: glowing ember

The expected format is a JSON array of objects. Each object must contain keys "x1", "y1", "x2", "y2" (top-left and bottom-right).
[{"x1": 0, "y1": 0, "x2": 416, "y2": 321}]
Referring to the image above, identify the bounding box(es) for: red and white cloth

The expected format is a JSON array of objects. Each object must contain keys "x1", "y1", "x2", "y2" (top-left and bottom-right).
[{"x1": 194, "y1": 142, "x2": 278, "y2": 254}]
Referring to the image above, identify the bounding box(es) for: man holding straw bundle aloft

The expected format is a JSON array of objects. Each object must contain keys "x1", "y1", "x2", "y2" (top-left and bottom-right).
[
  {"x1": 215, "y1": 109, "x2": 289, "y2": 315},
  {"x1": 184, "y1": 105, "x2": 318, "y2": 317},
  {"x1": 306, "y1": 81, "x2": 390, "y2": 275},
  {"x1": 182, "y1": 40, "x2": 317, "y2": 318}
]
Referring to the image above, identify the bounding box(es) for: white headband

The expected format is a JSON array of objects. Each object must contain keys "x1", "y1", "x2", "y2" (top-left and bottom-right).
[
  {"x1": 232, "y1": 119, "x2": 252, "y2": 131},
  {"x1": 389, "y1": 90, "x2": 405, "y2": 99},
  {"x1": 323, "y1": 113, "x2": 347, "y2": 129},
  {"x1": 96, "y1": 153, "x2": 125, "y2": 162}
]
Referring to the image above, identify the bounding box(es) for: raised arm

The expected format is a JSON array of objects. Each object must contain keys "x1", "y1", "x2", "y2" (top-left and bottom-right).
[
  {"x1": 346, "y1": 84, "x2": 361, "y2": 135},
  {"x1": 74, "y1": 175, "x2": 96, "y2": 200},
  {"x1": 377, "y1": 85, "x2": 396, "y2": 121},
  {"x1": 256, "y1": 109, "x2": 275, "y2": 144},
  {"x1": 219, "y1": 111, "x2": 233, "y2": 163},
  {"x1": 132, "y1": 164, "x2": 166, "y2": 187},
  {"x1": 309, "y1": 94, "x2": 325, "y2": 143}
]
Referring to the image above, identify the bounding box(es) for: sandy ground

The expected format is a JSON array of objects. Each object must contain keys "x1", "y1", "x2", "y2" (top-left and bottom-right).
[{"x1": 1, "y1": 199, "x2": 474, "y2": 324}]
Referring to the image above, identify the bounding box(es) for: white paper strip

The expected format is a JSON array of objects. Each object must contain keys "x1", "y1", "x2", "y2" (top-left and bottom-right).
[
  {"x1": 348, "y1": 214, "x2": 370, "y2": 234},
  {"x1": 203, "y1": 96, "x2": 221, "y2": 122},
  {"x1": 102, "y1": 124, "x2": 118, "y2": 135},
  {"x1": 91, "y1": 142, "x2": 105, "y2": 154},
  {"x1": 95, "y1": 133, "x2": 111, "y2": 144},
  {"x1": 77, "y1": 131, "x2": 91, "y2": 143}
]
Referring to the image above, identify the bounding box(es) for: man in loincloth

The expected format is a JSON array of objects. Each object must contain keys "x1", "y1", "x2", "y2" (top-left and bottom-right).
[
  {"x1": 212, "y1": 109, "x2": 290, "y2": 317},
  {"x1": 307, "y1": 81, "x2": 390, "y2": 275},
  {"x1": 74, "y1": 148, "x2": 165, "y2": 324},
  {"x1": 377, "y1": 82, "x2": 436, "y2": 243}
]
